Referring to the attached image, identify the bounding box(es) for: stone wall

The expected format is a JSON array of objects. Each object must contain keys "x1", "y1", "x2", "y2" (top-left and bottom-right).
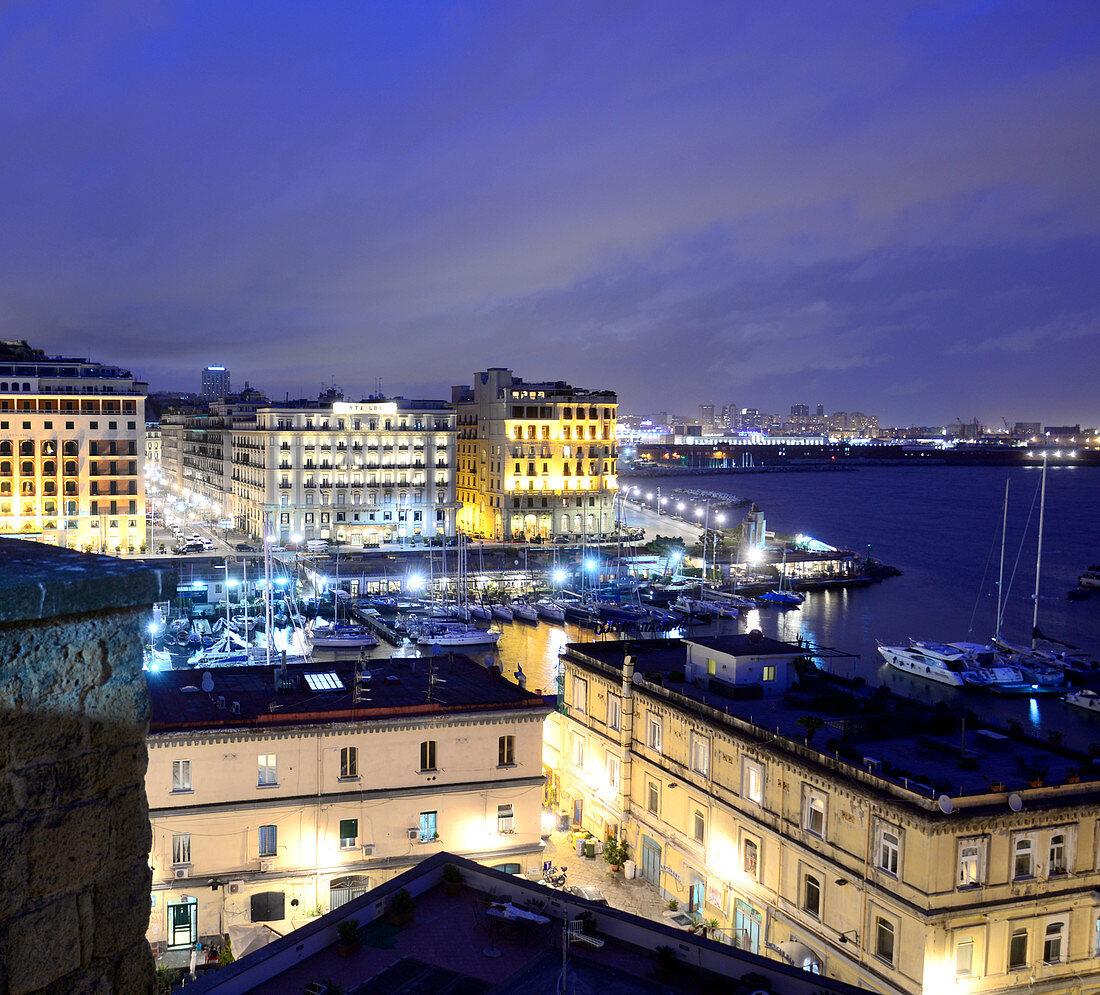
[{"x1": 0, "y1": 541, "x2": 174, "y2": 995}]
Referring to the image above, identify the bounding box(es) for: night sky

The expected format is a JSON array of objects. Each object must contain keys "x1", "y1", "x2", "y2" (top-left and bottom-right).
[{"x1": 2, "y1": 2, "x2": 1097, "y2": 425}]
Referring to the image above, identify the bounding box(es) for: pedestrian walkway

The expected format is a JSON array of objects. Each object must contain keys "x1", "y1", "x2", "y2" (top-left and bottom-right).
[{"x1": 535, "y1": 831, "x2": 670, "y2": 924}]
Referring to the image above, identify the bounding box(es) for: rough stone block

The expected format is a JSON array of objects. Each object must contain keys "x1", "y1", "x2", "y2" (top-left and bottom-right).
[
  {"x1": 92, "y1": 860, "x2": 154, "y2": 958},
  {"x1": 8, "y1": 895, "x2": 81, "y2": 995},
  {"x1": 28, "y1": 799, "x2": 111, "y2": 899}
]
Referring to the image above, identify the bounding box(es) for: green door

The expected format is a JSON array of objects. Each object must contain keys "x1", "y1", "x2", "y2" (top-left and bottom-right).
[{"x1": 168, "y1": 897, "x2": 198, "y2": 948}]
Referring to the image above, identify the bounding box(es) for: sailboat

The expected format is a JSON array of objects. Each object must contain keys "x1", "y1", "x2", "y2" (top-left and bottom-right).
[
  {"x1": 757, "y1": 549, "x2": 804, "y2": 606},
  {"x1": 416, "y1": 534, "x2": 502, "y2": 647}
]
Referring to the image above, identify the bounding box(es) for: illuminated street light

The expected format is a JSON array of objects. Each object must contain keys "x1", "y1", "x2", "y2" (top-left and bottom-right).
[
  {"x1": 553, "y1": 569, "x2": 567, "y2": 584},
  {"x1": 585, "y1": 559, "x2": 596, "y2": 571},
  {"x1": 408, "y1": 574, "x2": 425, "y2": 591}
]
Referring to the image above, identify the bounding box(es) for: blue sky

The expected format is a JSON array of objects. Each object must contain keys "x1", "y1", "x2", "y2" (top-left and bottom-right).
[{"x1": 1, "y1": 1, "x2": 1097, "y2": 424}]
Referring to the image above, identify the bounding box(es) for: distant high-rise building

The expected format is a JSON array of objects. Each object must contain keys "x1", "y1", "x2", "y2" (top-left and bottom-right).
[
  {"x1": 790, "y1": 403, "x2": 809, "y2": 418},
  {"x1": 816, "y1": 403, "x2": 825, "y2": 417},
  {"x1": 699, "y1": 404, "x2": 716, "y2": 430},
  {"x1": 201, "y1": 365, "x2": 231, "y2": 402}
]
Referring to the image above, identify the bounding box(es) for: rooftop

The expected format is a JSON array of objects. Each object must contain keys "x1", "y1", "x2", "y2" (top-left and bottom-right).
[
  {"x1": 565, "y1": 638, "x2": 1100, "y2": 811},
  {"x1": 147, "y1": 655, "x2": 552, "y2": 734},
  {"x1": 185, "y1": 853, "x2": 867, "y2": 995}
]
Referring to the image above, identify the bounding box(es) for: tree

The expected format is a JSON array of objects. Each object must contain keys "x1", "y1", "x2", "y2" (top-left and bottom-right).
[{"x1": 796, "y1": 715, "x2": 825, "y2": 742}]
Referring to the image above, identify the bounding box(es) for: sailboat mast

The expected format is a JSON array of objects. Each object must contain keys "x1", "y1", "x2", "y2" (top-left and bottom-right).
[
  {"x1": 1031, "y1": 456, "x2": 1047, "y2": 650},
  {"x1": 262, "y1": 513, "x2": 274, "y2": 668},
  {"x1": 995, "y1": 479, "x2": 1009, "y2": 643}
]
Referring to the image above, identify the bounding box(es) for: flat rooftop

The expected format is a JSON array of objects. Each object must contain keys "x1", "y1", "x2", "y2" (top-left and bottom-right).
[
  {"x1": 147, "y1": 655, "x2": 551, "y2": 733},
  {"x1": 567, "y1": 639, "x2": 1099, "y2": 807}
]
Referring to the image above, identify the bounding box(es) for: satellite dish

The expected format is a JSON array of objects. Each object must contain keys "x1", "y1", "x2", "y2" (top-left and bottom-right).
[
  {"x1": 1008, "y1": 793, "x2": 1023, "y2": 812},
  {"x1": 430, "y1": 643, "x2": 443, "y2": 657},
  {"x1": 201, "y1": 671, "x2": 215, "y2": 693},
  {"x1": 632, "y1": 672, "x2": 644, "y2": 684},
  {"x1": 937, "y1": 794, "x2": 954, "y2": 814}
]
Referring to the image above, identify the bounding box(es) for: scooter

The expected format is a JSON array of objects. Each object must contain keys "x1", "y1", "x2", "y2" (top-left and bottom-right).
[{"x1": 544, "y1": 865, "x2": 568, "y2": 887}]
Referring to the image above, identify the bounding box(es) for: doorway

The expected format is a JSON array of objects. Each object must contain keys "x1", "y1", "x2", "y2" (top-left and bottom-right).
[
  {"x1": 167, "y1": 895, "x2": 198, "y2": 948},
  {"x1": 641, "y1": 836, "x2": 661, "y2": 884}
]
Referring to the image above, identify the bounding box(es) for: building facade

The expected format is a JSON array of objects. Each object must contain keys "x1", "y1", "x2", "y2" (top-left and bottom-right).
[
  {"x1": 201, "y1": 365, "x2": 231, "y2": 402},
  {"x1": 145, "y1": 658, "x2": 551, "y2": 951},
  {"x1": 452, "y1": 368, "x2": 618, "y2": 540},
  {"x1": 232, "y1": 397, "x2": 458, "y2": 545},
  {"x1": 0, "y1": 340, "x2": 146, "y2": 551},
  {"x1": 145, "y1": 422, "x2": 161, "y2": 466},
  {"x1": 553, "y1": 638, "x2": 1100, "y2": 995}
]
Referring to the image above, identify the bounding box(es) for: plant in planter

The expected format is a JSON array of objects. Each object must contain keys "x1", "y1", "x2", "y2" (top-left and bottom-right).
[
  {"x1": 603, "y1": 835, "x2": 628, "y2": 871},
  {"x1": 336, "y1": 919, "x2": 360, "y2": 957},
  {"x1": 667, "y1": 899, "x2": 679, "y2": 912},
  {"x1": 386, "y1": 887, "x2": 417, "y2": 928},
  {"x1": 442, "y1": 862, "x2": 465, "y2": 896}
]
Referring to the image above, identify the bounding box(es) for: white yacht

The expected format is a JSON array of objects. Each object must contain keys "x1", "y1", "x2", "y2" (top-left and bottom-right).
[{"x1": 877, "y1": 642, "x2": 971, "y2": 687}]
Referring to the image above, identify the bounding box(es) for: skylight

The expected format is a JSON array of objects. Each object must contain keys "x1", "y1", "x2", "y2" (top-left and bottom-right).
[{"x1": 304, "y1": 672, "x2": 344, "y2": 692}]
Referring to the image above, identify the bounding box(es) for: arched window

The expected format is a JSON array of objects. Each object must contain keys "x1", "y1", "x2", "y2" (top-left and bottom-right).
[
  {"x1": 0, "y1": 441, "x2": 10, "y2": 456},
  {"x1": 1014, "y1": 838, "x2": 1033, "y2": 878},
  {"x1": 43, "y1": 481, "x2": 55, "y2": 495},
  {"x1": 0, "y1": 501, "x2": 10, "y2": 514},
  {"x1": 64, "y1": 481, "x2": 76, "y2": 495},
  {"x1": 19, "y1": 441, "x2": 33, "y2": 456},
  {"x1": 0, "y1": 462, "x2": 9, "y2": 476},
  {"x1": 42, "y1": 460, "x2": 55, "y2": 475},
  {"x1": 1049, "y1": 834, "x2": 1066, "y2": 874},
  {"x1": 339, "y1": 746, "x2": 358, "y2": 779},
  {"x1": 63, "y1": 441, "x2": 78, "y2": 456},
  {"x1": 419, "y1": 740, "x2": 437, "y2": 772},
  {"x1": 64, "y1": 461, "x2": 77, "y2": 476},
  {"x1": 20, "y1": 482, "x2": 34, "y2": 496},
  {"x1": 1044, "y1": 922, "x2": 1064, "y2": 964}
]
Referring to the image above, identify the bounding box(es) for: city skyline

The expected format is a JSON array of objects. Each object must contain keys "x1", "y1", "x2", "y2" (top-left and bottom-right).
[{"x1": 2, "y1": 3, "x2": 1097, "y2": 424}]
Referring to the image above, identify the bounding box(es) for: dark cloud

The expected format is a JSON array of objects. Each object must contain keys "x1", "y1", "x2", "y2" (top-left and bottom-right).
[{"x1": 0, "y1": 1, "x2": 1097, "y2": 424}]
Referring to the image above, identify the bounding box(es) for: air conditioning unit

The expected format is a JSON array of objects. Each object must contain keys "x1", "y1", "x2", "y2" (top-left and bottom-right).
[
  {"x1": 173, "y1": 867, "x2": 190, "y2": 880},
  {"x1": 259, "y1": 859, "x2": 275, "y2": 873},
  {"x1": 227, "y1": 880, "x2": 244, "y2": 895},
  {"x1": 362, "y1": 843, "x2": 375, "y2": 857},
  {"x1": 407, "y1": 828, "x2": 420, "y2": 841}
]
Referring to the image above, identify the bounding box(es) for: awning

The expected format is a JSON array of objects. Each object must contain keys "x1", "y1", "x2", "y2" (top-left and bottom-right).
[
  {"x1": 226, "y1": 923, "x2": 282, "y2": 959},
  {"x1": 773, "y1": 940, "x2": 822, "y2": 974}
]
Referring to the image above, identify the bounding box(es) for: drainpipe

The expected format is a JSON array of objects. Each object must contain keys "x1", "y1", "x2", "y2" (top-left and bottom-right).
[{"x1": 620, "y1": 654, "x2": 634, "y2": 829}]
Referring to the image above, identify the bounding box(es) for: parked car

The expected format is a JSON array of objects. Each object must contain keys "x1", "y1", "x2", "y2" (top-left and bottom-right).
[
  {"x1": 564, "y1": 885, "x2": 608, "y2": 906},
  {"x1": 201, "y1": 539, "x2": 214, "y2": 550},
  {"x1": 181, "y1": 541, "x2": 205, "y2": 553},
  {"x1": 234, "y1": 542, "x2": 256, "y2": 552}
]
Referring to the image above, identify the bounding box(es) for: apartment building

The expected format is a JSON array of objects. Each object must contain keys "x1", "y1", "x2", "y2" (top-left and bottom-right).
[
  {"x1": 145, "y1": 656, "x2": 551, "y2": 951},
  {"x1": 231, "y1": 396, "x2": 458, "y2": 545},
  {"x1": 0, "y1": 340, "x2": 146, "y2": 551},
  {"x1": 552, "y1": 636, "x2": 1100, "y2": 995},
  {"x1": 452, "y1": 368, "x2": 618, "y2": 540}
]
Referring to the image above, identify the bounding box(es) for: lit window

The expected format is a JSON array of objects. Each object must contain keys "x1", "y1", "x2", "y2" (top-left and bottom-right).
[
  {"x1": 606, "y1": 753, "x2": 620, "y2": 790},
  {"x1": 802, "y1": 873, "x2": 821, "y2": 918},
  {"x1": 1008, "y1": 929, "x2": 1028, "y2": 970},
  {"x1": 647, "y1": 781, "x2": 659, "y2": 815},
  {"x1": 257, "y1": 754, "x2": 278, "y2": 786},
  {"x1": 172, "y1": 833, "x2": 191, "y2": 865},
  {"x1": 339, "y1": 818, "x2": 358, "y2": 848},
  {"x1": 693, "y1": 811, "x2": 705, "y2": 844},
  {"x1": 258, "y1": 824, "x2": 277, "y2": 857},
  {"x1": 762, "y1": 665, "x2": 776, "y2": 682},
  {"x1": 340, "y1": 746, "x2": 358, "y2": 779},
  {"x1": 1044, "y1": 922, "x2": 1065, "y2": 964},
  {"x1": 498, "y1": 735, "x2": 515, "y2": 766},
  {"x1": 171, "y1": 759, "x2": 192, "y2": 792},
  {"x1": 875, "y1": 917, "x2": 895, "y2": 964},
  {"x1": 1049, "y1": 833, "x2": 1066, "y2": 874},
  {"x1": 957, "y1": 839, "x2": 983, "y2": 887},
  {"x1": 420, "y1": 740, "x2": 437, "y2": 772},
  {"x1": 573, "y1": 677, "x2": 588, "y2": 714},
  {"x1": 956, "y1": 939, "x2": 974, "y2": 977},
  {"x1": 647, "y1": 714, "x2": 662, "y2": 753},
  {"x1": 690, "y1": 733, "x2": 709, "y2": 776},
  {"x1": 571, "y1": 734, "x2": 584, "y2": 767},
  {"x1": 419, "y1": 811, "x2": 437, "y2": 842},
  {"x1": 1014, "y1": 837, "x2": 1033, "y2": 878},
  {"x1": 743, "y1": 838, "x2": 758, "y2": 880},
  {"x1": 804, "y1": 794, "x2": 825, "y2": 838},
  {"x1": 744, "y1": 759, "x2": 764, "y2": 804},
  {"x1": 878, "y1": 828, "x2": 900, "y2": 876},
  {"x1": 497, "y1": 804, "x2": 514, "y2": 833},
  {"x1": 607, "y1": 694, "x2": 621, "y2": 731}
]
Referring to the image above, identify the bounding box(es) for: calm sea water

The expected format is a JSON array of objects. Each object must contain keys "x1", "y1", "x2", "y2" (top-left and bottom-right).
[{"x1": 615, "y1": 466, "x2": 1100, "y2": 749}]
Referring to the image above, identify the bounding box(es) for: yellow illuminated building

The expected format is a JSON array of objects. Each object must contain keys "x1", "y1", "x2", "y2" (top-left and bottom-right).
[
  {"x1": 452, "y1": 368, "x2": 618, "y2": 540},
  {"x1": 554, "y1": 638, "x2": 1100, "y2": 995},
  {"x1": 0, "y1": 340, "x2": 146, "y2": 552},
  {"x1": 144, "y1": 658, "x2": 550, "y2": 950}
]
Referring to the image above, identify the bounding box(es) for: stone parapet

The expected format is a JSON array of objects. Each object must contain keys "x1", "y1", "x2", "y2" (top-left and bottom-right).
[{"x1": 0, "y1": 540, "x2": 175, "y2": 995}]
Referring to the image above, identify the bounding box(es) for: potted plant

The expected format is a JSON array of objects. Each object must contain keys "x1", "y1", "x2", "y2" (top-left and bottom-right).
[
  {"x1": 442, "y1": 862, "x2": 465, "y2": 896},
  {"x1": 336, "y1": 919, "x2": 360, "y2": 957},
  {"x1": 668, "y1": 899, "x2": 679, "y2": 912},
  {"x1": 603, "y1": 835, "x2": 626, "y2": 871},
  {"x1": 386, "y1": 887, "x2": 417, "y2": 928}
]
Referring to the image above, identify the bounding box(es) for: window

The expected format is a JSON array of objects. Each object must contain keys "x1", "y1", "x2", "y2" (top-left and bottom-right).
[
  {"x1": 607, "y1": 694, "x2": 621, "y2": 732},
  {"x1": 1044, "y1": 922, "x2": 1064, "y2": 964},
  {"x1": 497, "y1": 804, "x2": 514, "y2": 833},
  {"x1": 1049, "y1": 833, "x2": 1066, "y2": 874},
  {"x1": 878, "y1": 828, "x2": 900, "y2": 876},
  {"x1": 419, "y1": 811, "x2": 437, "y2": 842},
  {"x1": 606, "y1": 753, "x2": 620, "y2": 791},
  {"x1": 958, "y1": 840, "x2": 983, "y2": 887},
  {"x1": 693, "y1": 810, "x2": 705, "y2": 844},
  {"x1": 762, "y1": 665, "x2": 776, "y2": 682},
  {"x1": 690, "y1": 733, "x2": 709, "y2": 776},
  {"x1": 956, "y1": 939, "x2": 974, "y2": 977},
  {"x1": 875, "y1": 917, "x2": 895, "y2": 964},
  {"x1": 339, "y1": 819, "x2": 358, "y2": 848},
  {"x1": 340, "y1": 746, "x2": 358, "y2": 779},
  {"x1": 259, "y1": 824, "x2": 277, "y2": 857},
  {"x1": 498, "y1": 735, "x2": 515, "y2": 766},
  {"x1": 647, "y1": 781, "x2": 659, "y2": 815},
  {"x1": 420, "y1": 740, "x2": 437, "y2": 771},
  {"x1": 804, "y1": 793, "x2": 825, "y2": 838},
  {"x1": 171, "y1": 759, "x2": 191, "y2": 792},
  {"x1": 743, "y1": 759, "x2": 763, "y2": 804},
  {"x1": 571, "y1": 734, "x2": 584, "y2": 767},
  {"x1": 1014, "y1": 837, "x2": 1033, "y2": 878},
  {"x1": 743, "y1": 838, "x2": 758, "y2": 880},
  {"x1": 258, "y1": 754, "x2": 278, "y2": 786},
  {"x1": 1008, "y1": 929, "x2": 1028, "y2": 969},
  {"x1": 1094, "y1": 916, "x2": 1100, "y2": 957},
  {"x1": 172, "y1": 834, "x2": 191, "y2": 865},
  {"x1": 802, "y1": 873, "x2": 821, "y2": 918},
  {"x1": 573, "y1": 677, "x2": 587, "y2": 714},
  {"x1": 647, "y1": 713, "x2": 662, "y2": 753}
]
